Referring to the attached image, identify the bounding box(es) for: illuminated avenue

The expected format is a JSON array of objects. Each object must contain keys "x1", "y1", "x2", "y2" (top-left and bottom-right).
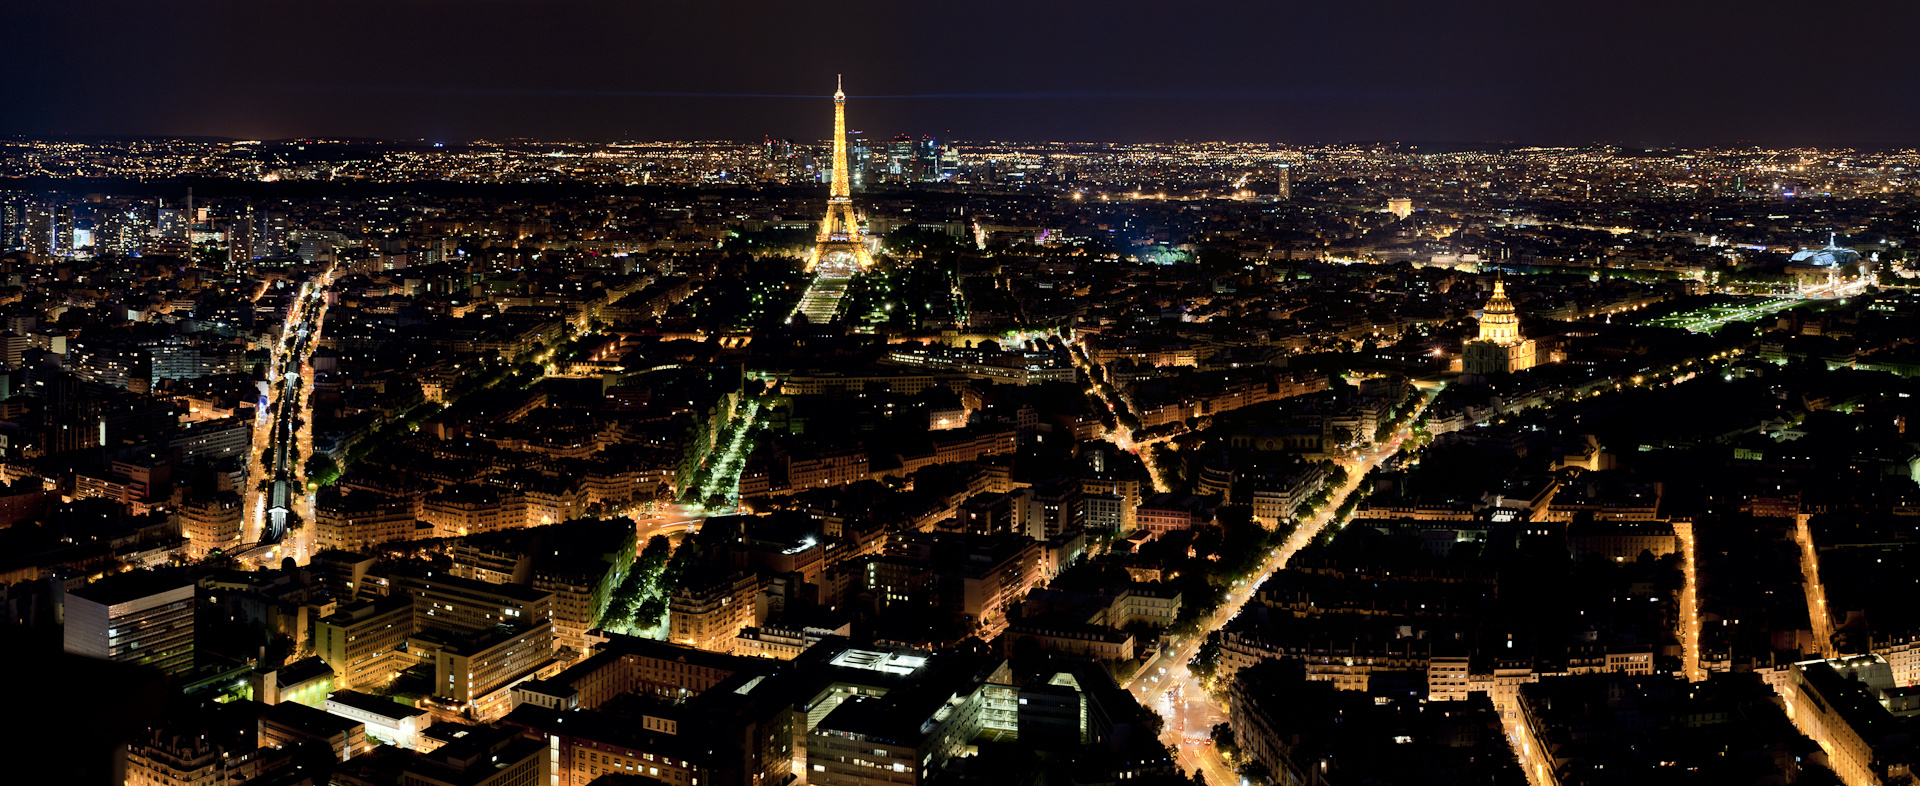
[{"x1": 8, "y1": 82, "x2": 1920, "y2": 786}]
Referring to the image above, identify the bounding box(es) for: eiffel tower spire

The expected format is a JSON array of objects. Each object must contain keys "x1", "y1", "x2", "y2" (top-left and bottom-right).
[{"x1": 808, "y1": 77, "x2": 873, "y2": 273}]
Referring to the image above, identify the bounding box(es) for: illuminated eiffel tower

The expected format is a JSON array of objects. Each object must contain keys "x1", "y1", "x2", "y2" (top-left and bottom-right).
[{"x1": 806, "y1": 76, "x2": 874, "y2": 274}]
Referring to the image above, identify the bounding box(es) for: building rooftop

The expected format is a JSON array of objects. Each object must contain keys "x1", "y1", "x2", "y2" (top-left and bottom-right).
[
  {"x1": 327, "y1": 689, "x2": 428, "y2": 721},
  {"x1": 277, "y1": 656, "x2": 335, "y2": 686},
  {"x1": 407, "y1": 724, "x2": 548, "y2": 786},
  {"x1": 1788, "y1": 236, "x2": 1861, "y2": 267},
  {"x1": 391, "y1": 567, "x2": 555, "y2": 603},
  {"x1": 261, "y1": 700, "x2": 363, "y2": 738},
  {"x1": 69, "y1": 568, "x2": 194, "y2": 606}
]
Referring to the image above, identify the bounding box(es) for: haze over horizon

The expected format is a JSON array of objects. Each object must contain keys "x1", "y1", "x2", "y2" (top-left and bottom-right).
[{"x1": 5, "y1": 0, "x2": 1918, "y2": 148}]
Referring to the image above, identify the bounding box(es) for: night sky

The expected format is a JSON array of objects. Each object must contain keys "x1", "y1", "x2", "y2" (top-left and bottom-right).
[{"x1": 5, "y1": 0, "x2": 1917, "y2": 147}]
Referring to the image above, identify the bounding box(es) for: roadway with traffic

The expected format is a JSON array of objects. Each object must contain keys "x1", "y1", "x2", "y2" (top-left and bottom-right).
[
  {"x1": 242, "y1": 267, "x2": 336, "y2": 566},
  {"x1": 1123, "y1": 387, "x2": 1441, "y2": 785}
]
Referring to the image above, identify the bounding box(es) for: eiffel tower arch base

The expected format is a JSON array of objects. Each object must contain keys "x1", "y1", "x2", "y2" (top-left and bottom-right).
[{"x1": 806, "y1": 198, "x2": 874, "y2": 274}]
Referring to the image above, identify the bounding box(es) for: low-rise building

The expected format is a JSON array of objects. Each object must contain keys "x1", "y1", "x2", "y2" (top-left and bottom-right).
[
  {"x1": 401, "y1": 724, "x2": 548, "y2": 786},
  {"x1": 260, "y1": 700, "x2": 371, "y2": 762},
  {"x1": 1782, "y1": 655, "x2": 1920, "y2": 786},
  {"x1": 326, "y1": 689, "x2": 434, "y2": 750},
  {"x1": 1135, "y1": 493, "x2": 1218, "y2": 537}
]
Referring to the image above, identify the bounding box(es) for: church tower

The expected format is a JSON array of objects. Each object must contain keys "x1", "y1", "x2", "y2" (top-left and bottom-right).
[{"x1": 807, "y1": 76, "x2": 874, "y2": 273}]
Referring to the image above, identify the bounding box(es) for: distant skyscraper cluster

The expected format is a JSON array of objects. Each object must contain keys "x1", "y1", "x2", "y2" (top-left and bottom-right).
[
  {"x1": 0, "y1": 192, "x2": 294, "y2": 271},
  {"x1": 762, "y1": 127, "x2": 947, "y2": 187}
]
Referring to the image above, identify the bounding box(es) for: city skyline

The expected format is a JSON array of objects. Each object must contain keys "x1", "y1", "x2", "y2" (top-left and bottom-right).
[
  {"x1": 9, "y1": 5, "x2": 1920, "y2": 786},
  {"x1": 6, "y1": 0, "x2": 1920, "y2": 147}
]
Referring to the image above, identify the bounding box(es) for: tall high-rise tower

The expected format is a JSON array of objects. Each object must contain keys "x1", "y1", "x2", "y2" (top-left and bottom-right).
[
  {"x1": 229, "y1": 204, "x2": 256, "y2": 269},
  {"x1": 807, "y1": 76, "x2": 874, "y2": 273}
]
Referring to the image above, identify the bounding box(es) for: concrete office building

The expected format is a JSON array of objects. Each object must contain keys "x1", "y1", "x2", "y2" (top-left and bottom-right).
[
  {"x1": 430, "y1": 621, "x2": 560, "y2": 721},
  {"x1": 391, "y1": 568, "x2": 556, "y2": 637},
  {"x1": 317, "y1": 594, "x2": 416, "y2": 689},
  {"x1": 63, "y1": 570, "x2": 197, "y2": 676}
]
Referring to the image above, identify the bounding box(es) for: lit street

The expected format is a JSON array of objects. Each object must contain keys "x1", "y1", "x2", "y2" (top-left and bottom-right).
[
  {"x1": 1126, "y1": 388, "x2": 1439, "y2": 784},
  {"x1": 241, "y1": 267, "x2": 336, "y2": 566}
]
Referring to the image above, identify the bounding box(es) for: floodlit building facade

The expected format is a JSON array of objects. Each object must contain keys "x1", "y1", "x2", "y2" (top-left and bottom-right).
[{"x1": 1463, "y1": 276, "x2": 1538, "y2": 375}]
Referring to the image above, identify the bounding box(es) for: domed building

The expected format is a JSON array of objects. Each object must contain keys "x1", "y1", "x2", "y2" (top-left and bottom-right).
[
  {"x1": 1463, "y1": 275, "x2": 1538, "y2": 375},
  {"x1": 1788, "y1": 234, "x2": 1861, "y2": 268},
  {"x1": 1787, "y1": 234, "x2": 1868, "y2": 294}
]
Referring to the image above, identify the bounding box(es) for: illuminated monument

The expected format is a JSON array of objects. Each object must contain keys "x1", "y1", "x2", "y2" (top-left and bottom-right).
[
  {"x1": 806, "y1": 76, "x2": 874, "y2": 274},
  {"x1": 1786, "y1": 234, "x2": 1867, "y2": 295},
  {"x1": 1463, "y1": 275, "x2": 1537, "y2": 375}
]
